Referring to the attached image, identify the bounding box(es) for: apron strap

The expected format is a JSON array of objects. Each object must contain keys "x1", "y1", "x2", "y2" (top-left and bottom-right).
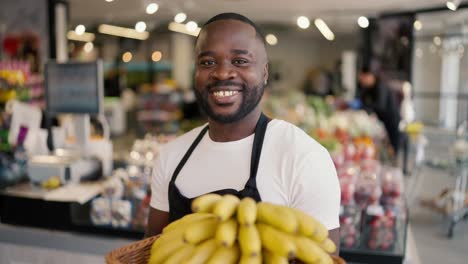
[
  {"x1": 243, "y1": 113, "x2": 271, "y2": 200},
  {"x1": 169, "y1": 125, "x2": 209, "y2": 185}
]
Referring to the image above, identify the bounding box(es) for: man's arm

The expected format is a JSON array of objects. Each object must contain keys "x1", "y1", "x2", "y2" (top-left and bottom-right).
[
  {"x1": 145, "y1": 207, "x2": 169, "y2": 238},
  {"x1": 329, "y1": 228, "x2": 340, "y2": 255}
]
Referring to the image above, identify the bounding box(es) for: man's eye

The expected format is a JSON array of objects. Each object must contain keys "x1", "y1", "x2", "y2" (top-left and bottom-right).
[
  {"x1": 200, "y1": 60, "x2": 215, "y2": 66},
  {"x1": 233, "y1": 59, "x2": 248, "y2": 65}
]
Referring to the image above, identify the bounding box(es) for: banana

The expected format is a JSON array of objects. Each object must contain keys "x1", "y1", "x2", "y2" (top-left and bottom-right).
[
  {"x1": 163, "y1": 213, "x2": 215, "y2": 234},
  {"x1": 215, "y1": 219, "x2": 238, "y2": 247},
  {"x1": 291, "y1": 208, "x2": 328, "y2": 242},
  {"x1": 183, "y1": 239, "x2": 217, "y2": 264},
  {"x1": 213, "y1": 194, "x2": 240, "y2": 221},
  {"x1": 237, "y1": 197, "x2": 257, "y2": 226},
  {"x1": 163, "y1": 243, "x2": 195, "y2": 264},
  {"x1": 292, "y1": 235, "x2": 328, "y2": 264},
  {"x1": 262, "y1": 250, "x2": 289, "y2": 264},
  {"x1": 192, "y1": 194, "x2": 222, "y2": 213},
  {"x1": 184, "y1": 217, "x2": 218, "y2": 244},
  {"x1": 206, "y1": 244, "x2": 240, "y2": 264},
  {"x1": 152, "y1": 227, "x2": 186, "y2": 252},
  {"x1": 317, "y1": 254, "x2": 334, "y2": 264},
  {"x1": 238, "y1": 225, "x2": 261, "y2": 257},
  {"x1": 320, "y1": 238, "x2": 337, "y2": 254},
  {"x1": 148, "y1": 236, "x2": 185, "y2": 264},
  {"x1": 256, "y1": 223, "x2": 296, "y2": 259},
  {"x1": 257, "y1": 202, "x2": 298, "y2": 234},
  {"x1": 239, "y1": 254, "x2": 261, "y2": 264}
]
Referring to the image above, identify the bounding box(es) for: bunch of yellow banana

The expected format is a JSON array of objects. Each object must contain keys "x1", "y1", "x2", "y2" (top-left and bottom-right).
[{"x1": 148, "y1": 194, "x2": 337, "y2": 264}]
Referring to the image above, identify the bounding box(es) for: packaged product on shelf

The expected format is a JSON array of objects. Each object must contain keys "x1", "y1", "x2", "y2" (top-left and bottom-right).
[
  {"x1": 362, "y1": 205, "x2": 398, "y2": 251},
  {"x1": 380, "y1": 166, "x2": 404, "y2": 207},
  {"x1": 111, "y1": 199, "x2": 132, "y2": 228},
  {"x1": 90, "y1": 197, "x2": 112, "y2": 226},
  {"x1": 354, "y1": 169, "x2": 382, "y2": 209},
  {"x1": 340, "y1": 205, "x2": 361, "y2": 249},
  {"x1": 340, "y1": 177, "x2": 356, "y2": 206}
]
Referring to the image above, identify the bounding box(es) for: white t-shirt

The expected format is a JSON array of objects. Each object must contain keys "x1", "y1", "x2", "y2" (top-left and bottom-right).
[{"x1": 150, "y1": 119, "x2": 340, "y2": 230}]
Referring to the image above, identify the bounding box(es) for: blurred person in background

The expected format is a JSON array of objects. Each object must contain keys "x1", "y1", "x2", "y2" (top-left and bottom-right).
[{"x1": 358, "y1": 67, "x2": 401, "y2": 157}]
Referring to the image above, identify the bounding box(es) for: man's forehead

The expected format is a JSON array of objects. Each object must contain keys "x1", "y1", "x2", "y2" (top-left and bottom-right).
[{"x1": 197, "y1": 20, "x2": 258, "y2": 47}]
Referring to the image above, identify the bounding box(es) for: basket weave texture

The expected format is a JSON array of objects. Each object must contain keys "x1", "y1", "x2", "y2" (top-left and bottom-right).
[{"x1": 105, "y1": 235, "x2": 346, "y2": 264}]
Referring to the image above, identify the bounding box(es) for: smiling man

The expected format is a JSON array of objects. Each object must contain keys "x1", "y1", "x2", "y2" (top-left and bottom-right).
[{"x1": 146, "y1": 12, "x2": 340, "y2": 251}]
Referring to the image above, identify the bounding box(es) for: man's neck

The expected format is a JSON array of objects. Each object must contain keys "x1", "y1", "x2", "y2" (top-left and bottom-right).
[{"x1": 208, "y1": 109, "x2": 262, "y2": 142}]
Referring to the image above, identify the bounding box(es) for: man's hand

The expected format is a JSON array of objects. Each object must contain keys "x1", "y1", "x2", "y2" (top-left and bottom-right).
[{"x1": 145, "y1": 207, "x2": 169, "y2": 238}]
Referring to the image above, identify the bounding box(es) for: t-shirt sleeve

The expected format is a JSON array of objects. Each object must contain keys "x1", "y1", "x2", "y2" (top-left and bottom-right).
[
  {"x1": 150, "y1": 153, "x2": 170, "y2": 212},
  {"x1": 290, "y1": 147, "x2": 341, "y2": 230}
]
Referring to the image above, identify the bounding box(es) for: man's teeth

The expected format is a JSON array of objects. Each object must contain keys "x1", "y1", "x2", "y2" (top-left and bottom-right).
[{"x1": 213, "y1": 91, "x2": 238, "y2": 97}]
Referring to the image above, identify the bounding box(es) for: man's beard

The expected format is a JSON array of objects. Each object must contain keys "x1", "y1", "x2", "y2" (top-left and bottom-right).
[{"x1": 194, "y1": 80, "x2": 264, "y2": 124}]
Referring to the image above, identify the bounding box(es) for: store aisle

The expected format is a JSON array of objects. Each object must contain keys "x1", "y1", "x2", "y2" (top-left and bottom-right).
[{"x1": 407, "y1": 127, "x2": 467, "y2": 264}]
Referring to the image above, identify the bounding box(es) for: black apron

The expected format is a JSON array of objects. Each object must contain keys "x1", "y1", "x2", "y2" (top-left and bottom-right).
[{"x1": 168, "y1": 113, "x2": 271, "y2": 222}]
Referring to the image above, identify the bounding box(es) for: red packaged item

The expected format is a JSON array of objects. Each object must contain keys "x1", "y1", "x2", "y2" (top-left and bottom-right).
[
  {"x1": 380, "y1": 166, "x2": 404, "y2": 207},
  {"x1": 339, "y1": 205, "x2": 361, "y2": 249},
  {"x1": 354, "y1": 170, "x2": 382, "y2": 209}
]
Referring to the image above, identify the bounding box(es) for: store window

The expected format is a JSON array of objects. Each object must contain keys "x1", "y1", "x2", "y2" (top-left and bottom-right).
[{"x1": 412, "y1": 9, "x2": 468, "y2": 128}]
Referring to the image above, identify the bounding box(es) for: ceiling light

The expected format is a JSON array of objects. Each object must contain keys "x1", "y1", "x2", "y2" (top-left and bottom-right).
[
  {"x1": 174, "y1": 13, "x2": 187, "y2": 23},
  {"x1": 297, "y1": 16, "x2": 310, "y2": 29},
  {"x1": 83, "y1": 42, "x2": 94, "y2": 53},
  {"x1": 135, "y1": 21, "x2": 147, "y2": 32},
  {"x1": 98, "y1": 24, "x2": 149, "y2": 40},
  {"x1": 357, "y1": 16, "x2": 369, "y2": 28},
  {"x1": 152, "y1": 51, "x2": 162, "y2": 62},
  {"x1": 146, "y1": 3, "x2": 159, "y2": 14},
  {"x1": 75, "y1": 24, "x2": 85, "y2": 35},
  {"x1": 413, "y1": 20, "x2": 423, "y2": 31},
  {"x1": 122, "y1": 52, "x2": 132, "y2": 63},
  {"x1": 186, "y1": 21, "x2": 198, "y2": 32},
  {"x1": 265, "y1": 34, "x2": 278, "y2": 46},
  {"x1": 314, "y1": 18, "x2": 335, "y2": 41},
  {"x1": 433, "y1": 36, "x2": 442, "y2": 46},
  {"x1": 67, "y1": 31, "x2": 95, "y2": 42},
  {"x1": 446, "y1": 0, "x2": 461, "y2": 11},
  {"x1": 105, "y1": 0, "x2": 114, "y2": 2},
  {"x1": 168, "y1": 22, "x2": 200, "y2": 37}
]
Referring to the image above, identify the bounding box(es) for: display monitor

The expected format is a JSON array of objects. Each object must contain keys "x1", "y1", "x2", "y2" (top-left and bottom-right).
[{"x1": 45, "y1": 60, "x2": 103, "y2": 115}]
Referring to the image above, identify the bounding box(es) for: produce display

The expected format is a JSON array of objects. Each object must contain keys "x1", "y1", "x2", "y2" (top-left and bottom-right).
[{"x1": 148, "y1": 194, "x2": 338, "y2": 264}]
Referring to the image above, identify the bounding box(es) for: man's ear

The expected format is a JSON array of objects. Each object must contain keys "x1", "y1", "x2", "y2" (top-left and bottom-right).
[{"x1": 263, "y1": 62, "x2": 269, "y2": 84}]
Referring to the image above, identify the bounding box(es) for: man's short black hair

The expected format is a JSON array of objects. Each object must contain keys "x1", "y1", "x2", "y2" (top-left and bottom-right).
[{"x1": 201, "y1": 12, "x2": 266, "y2": 46}]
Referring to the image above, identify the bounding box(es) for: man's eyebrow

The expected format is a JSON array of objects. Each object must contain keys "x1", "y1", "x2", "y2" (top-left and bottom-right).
[
  {"x1": 231, "y1": 49, "x2": 250, "y2": 56},
  {"x1": 198, "y1": 51, "x2": 215, "y2": 58}
]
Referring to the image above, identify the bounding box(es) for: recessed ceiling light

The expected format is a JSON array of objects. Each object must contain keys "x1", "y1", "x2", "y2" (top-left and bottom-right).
[
  {"x1": 433, "y1": 36, "x2": 442, "y2": 46},
  {"x1": 175, "y1": 13, "x2": 187, "y2": 23},
  {"x1": 122, "y1": 51, "x2": 133, "y2": 63},
  {"x1": 146, "y1": 3, "x2": 159, "y2": 14},
  {"x1": 135, "y1": 21, "x2": 147, "y2": 33},
  {"x1": 357, "y1": 16, "x2": 369, "y2": 28},
  {"x1": 413, "y1": 20, "x2": 423, "y2": 31},
  {"x1": 105, "y1": 0, "x2": 114, "y2": 2},
  {"x1": 297, "y1": 16, "x2": 310, "y2": 29},
  {"x1": 186, "y1": 21, "x2": 198, "y2": 32},
  {"x1": 265, "y1": 34, "x2": 278, "y2": 46},
  {"x1": 75, "y1": 24, "x2": 85, "y2": 35},
  {"x1": 152, "y1": 51, "x2": 162, "y2": 62},
  {"x1": 314, "y1": 18, "x2": 335, "y2": 41}
]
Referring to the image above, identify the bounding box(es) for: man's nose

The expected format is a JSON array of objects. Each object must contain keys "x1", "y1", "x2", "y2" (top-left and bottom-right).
[{"x1": 211, "y1": 62, "x2": 236, "y2": 80}]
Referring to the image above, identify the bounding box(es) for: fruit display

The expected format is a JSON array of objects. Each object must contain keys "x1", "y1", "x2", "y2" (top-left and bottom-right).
[
  {"x1": 362, "y1": 205, "x2": 402, "y2": 251},
  {"x1": 339, "y1": 206, "x2": 361, "y2": 249},
  {"x1": 148, "y1": 194, "x2": 339, "y2": 264},
  {"x1": 380, "y1": 167, "x2": 403, "y2": 207}
]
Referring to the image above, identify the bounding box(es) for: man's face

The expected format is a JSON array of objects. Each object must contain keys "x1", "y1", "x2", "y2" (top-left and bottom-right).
[
  {"x1": 194, "y1": 19, "x2": 268, "y2": 123},
  {"x1": 359, "y1": 72, "x2": 376, "y2": 89}
]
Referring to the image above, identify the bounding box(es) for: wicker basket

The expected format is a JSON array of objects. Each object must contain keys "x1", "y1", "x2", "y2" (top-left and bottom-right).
[{"x1": 106, "y1": 235, "x2": 346, "y2": 264}]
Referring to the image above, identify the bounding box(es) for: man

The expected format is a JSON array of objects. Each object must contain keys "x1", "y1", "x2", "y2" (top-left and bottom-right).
[
  {"x1": 146, "y1": 13, "x2": 340, "y2": 250},
  {"x1": 358, "y1": 68, "x2": 401, "y2": 155}
]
